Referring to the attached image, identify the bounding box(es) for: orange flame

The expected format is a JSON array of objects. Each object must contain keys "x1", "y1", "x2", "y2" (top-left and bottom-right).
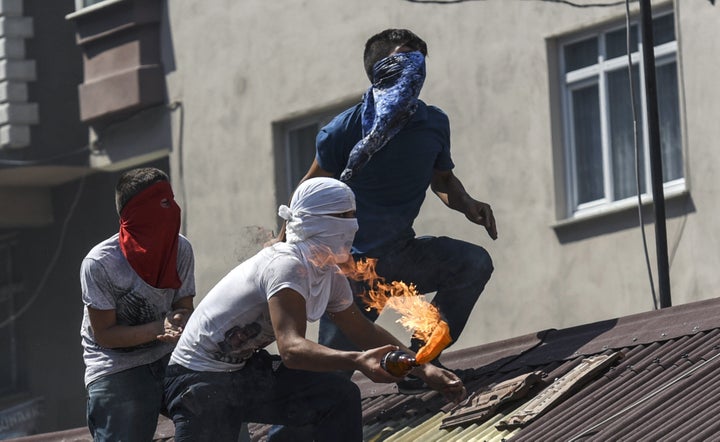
[
  {"x1": 414, "y1": 320, "x2": 452, "y2": 364},
  {"x1": 339, "y1": 257, "x2": 452, "y2": 363}
]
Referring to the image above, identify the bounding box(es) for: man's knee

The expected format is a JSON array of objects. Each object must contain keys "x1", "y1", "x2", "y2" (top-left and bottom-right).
[{"x1": 461, "y1": 246, "x2": 494, "y2": 286}]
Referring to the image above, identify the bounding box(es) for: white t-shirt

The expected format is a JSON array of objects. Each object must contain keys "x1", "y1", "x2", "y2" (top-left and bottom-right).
[
  {"x1": 80, "y1": 233, "x2": 195, "y2": 387},
  {"x1": 170, "y1": 242, "x2": 353, "y2": 372}
]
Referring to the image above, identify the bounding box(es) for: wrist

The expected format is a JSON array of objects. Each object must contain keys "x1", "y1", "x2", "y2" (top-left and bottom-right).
[
  {"x1": 155, "y1": 319, "x2": 165, "y2": 336},
  {"x1": 409, "y1": 364, "x2": 427, "y2": 378}
]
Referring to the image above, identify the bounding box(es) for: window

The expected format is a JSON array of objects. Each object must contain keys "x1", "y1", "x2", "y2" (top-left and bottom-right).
[
  {"x1": 285, "y1": 121, "x2": 323, "y2": 196},
  {"x1": 275, "y1": 107, "x2": 348, "y2": 207},
  {"x1": 74, "y1": 0, "x2": 111, "y2": 10},
  {"x1": 559, "y1": 11, "x2": 683, "y2": 218}
]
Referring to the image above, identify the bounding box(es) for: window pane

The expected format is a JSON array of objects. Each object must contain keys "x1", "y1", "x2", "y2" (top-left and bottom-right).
[
  {"x1": 656, "y1": 61, "x2": 682, "y2": 182},
  {"x1": 606, "y1": 25, "x2": 638, "y2": 59},
  {"x1": 287, "y1": 124, "x2": 319, "y2": 189},
  {"x1": 81, "y1": 0, "x2": 107, "y2": 7},
  {"x1": 608, "y1": 66, "x2": 645, "y2": 200},
  {"x1": 564, "y1": 37, "x2": 598, "y2": 73},
  {"x1": 652, "y1": 14, "x2": 675, "y2": 46},
  {"x1": 561, "y1": 12, "x2": 680, "y2": 216},
  {"x1": 571, "y1": 84, "x2": 604, "y2": 204}
]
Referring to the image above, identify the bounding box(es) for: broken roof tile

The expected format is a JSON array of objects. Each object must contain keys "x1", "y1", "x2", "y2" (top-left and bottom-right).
[{"x1": 440, "y1": 371, "x2": 544, "y2": 430}]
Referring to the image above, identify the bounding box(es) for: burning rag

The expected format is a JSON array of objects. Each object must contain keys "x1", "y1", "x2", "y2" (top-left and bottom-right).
[
  {"x1": 340, "y1": 50, "x2": 426, "y2": 182},
  {"x1": 119, "y1": 180, "x2": 182, "y2": 289},
  {"x1": 278, "y1": 178, "x2": 358, "y2": 319}
]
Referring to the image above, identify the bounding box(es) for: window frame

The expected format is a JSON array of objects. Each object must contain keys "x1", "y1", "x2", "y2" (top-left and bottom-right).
[
  {"x1": 558, "y1": 10, "x2": 684, "y2": 220},
  {"x1": 274, "y1": 101, "x2": 356, "y2": 209},
  {"x1": 73, "y1": 0, "x2": 119, "y2": 11},
  {"x1": 282, "y1": 116, "x2": 326, "y2": 199}
]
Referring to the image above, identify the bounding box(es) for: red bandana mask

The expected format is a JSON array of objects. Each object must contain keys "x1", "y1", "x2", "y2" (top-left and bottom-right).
[{"x1": 119, "y1": 181, "x2": 182, "y2": 289}]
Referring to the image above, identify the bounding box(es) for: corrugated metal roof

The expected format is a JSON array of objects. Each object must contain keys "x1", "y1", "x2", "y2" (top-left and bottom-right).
[
  {"x1": 11, "y1": 297, "x2": 720, "y2": 441},
  {"x1": 326, "y1": 296, "x2": 720, "y2": 442}
]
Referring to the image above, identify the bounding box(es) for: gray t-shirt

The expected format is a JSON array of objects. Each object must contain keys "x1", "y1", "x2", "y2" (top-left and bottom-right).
[
  {"x1": 80, "y1": 233, "x2": 195, "y2": 387},
  {"x1": 170, "y1": 242, "x2": 353, "y2": 372}
]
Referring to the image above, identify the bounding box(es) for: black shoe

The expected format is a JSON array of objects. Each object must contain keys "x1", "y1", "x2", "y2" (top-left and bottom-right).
[{"x1": 396, "y1": 375, "x2": 429, "y2": 394}]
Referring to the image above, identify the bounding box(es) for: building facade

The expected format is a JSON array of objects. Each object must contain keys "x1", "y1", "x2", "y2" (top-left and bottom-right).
[{"x1": 0, "y1": 0, "x2": 717, "y2": 434}]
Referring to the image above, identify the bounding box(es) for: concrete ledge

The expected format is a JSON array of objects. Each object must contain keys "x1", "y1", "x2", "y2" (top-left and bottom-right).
[
  {"x1": 0, "y1": 81, "x2": 27, "y2": 102},
  {"x1": 78, "y1": 65, "x2": 164, "y2": 122},
  {"x1": 0, "y1": 102, "x2": 38, "y2": 124},
  {"x1": 0, "y1": 59, "x2": 36, "y2": 81},
  {"x1": 0, "y1": 0, "x2": 23, "y2": 17},
  {"x1": 0, "y1": 37, "x2": 25, "y2": 59},
  {"x1": 0, "y1": 123, "x2": 29, "y2": 147},
  {"x1": 0, "y1": 16, "x2": 33, "y2": 38}
]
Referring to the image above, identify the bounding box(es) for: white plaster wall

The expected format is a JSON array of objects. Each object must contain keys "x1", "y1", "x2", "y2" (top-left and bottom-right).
[{"x1": 162, "y1": 0, "x2": 720, "y2": 349}]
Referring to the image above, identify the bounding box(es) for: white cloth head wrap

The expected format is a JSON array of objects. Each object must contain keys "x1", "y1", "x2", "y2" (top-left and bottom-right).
[{"x1": 278, "y1": 177, "x2": 358, "y2": 319}]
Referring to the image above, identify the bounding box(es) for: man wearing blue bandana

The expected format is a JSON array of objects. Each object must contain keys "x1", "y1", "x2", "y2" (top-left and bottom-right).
[{"x1": 284, "y1": 29, "x2": 496, "y2": 394}]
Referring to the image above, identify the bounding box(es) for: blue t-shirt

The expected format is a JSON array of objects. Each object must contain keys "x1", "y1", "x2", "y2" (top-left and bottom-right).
[{"x1": 316, "y1": 100, "x2": 454, "y2": 256}]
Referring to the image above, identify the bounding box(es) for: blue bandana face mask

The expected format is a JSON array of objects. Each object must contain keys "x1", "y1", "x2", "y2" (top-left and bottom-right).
[{"x1": 340, "y1": 50, "x2": 426, "y2": 182}]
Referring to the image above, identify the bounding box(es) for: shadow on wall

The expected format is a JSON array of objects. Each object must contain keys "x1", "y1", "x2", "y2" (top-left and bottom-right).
[
  {"x1": 553, "y1": 193, "x2": 695, "y2": 244},
  {"x1": 233, "y1": 226, "x2": 277, "y2": 263}
]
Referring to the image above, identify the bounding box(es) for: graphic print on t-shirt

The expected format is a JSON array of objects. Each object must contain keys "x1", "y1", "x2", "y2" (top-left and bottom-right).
[
  {"x1": 212, "y1": 313, "x2": 275, "y2": 364},
  {"x1": 114, "y1": 290, "x2": 163, "y2": 351}
]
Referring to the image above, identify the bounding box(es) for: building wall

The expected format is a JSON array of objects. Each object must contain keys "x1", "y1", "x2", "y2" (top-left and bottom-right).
[
  {"x1": 14, "y1": 171, "x2": 120, "y2": 431},
  {"x1": 0, "y1": 0, "x2": 98, "y2": 434},
  {"x1": 5, "y1": 0, "x2": 716, "y2": 434},
  {"x1": 160, "y1": 0, "x2": 718, "y2": 349}
]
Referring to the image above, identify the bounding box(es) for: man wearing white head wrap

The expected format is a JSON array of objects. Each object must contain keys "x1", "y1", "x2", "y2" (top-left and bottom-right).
[
  {"x1": 280, "y1": 176, "x2": 358, "y2": 264},
  {"x1": 164, "y1": 177, "x2": 466, "y2": 442}
]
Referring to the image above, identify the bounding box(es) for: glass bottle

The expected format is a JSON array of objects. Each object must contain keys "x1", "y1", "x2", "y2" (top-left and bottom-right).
[{"x1": 380, "y1": 350, "x2": 419, "y2": 377}]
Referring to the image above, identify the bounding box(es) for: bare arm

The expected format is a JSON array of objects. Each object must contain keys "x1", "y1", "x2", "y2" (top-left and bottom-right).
[
  {"x1": 157, "y1": 295, "x2": 195, "y2": 343},
  {"x1": 88, "y1": 295, "x2": 194, "y2": 348},
  {"x1": 329, "y1": 303, "x2": 411, "y2": 352},
  {"x1": 330, "y1": 303, "x2": 467, "y2": 403},
  {"x1": 431, "y1": 169, "x2": 498, "y2": 240},
  {"x1": 88, "y1": 307, "x2": 164, "y2": 349},
  {"x1": 300, "y1": 158, "x2": 335, "y2": 182},
  {"x1": 269, "y1": 288, "x2": 399, "y2": 383},
  {"x1": 270, "y1": 288, "x2": 465, "y2": 402}
]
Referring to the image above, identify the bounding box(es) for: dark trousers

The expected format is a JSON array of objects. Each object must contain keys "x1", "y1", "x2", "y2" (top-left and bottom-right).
[
  {"x1": 320, "y1": 235, "x2": 494, "y2": 357},
  {"x1": 86, "y1": 354, "x2": 169, "y2": 442},
  {"x1": 164, "y1": 350, "x2": 363, "y2": 442}
]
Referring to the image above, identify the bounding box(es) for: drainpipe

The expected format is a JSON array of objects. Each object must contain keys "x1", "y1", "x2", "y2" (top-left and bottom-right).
[{"x1": 639, "y1": 0, "x2": 672, "y2": 308}]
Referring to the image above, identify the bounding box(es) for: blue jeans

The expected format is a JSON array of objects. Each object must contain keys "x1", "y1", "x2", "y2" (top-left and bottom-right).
[
  {"x1": 164, "y1": 350, "x2": 363, "y2": 442},
  {"x1": 320, "y1": 235, "x2": 493, "y2": 359},
  {"x1": 86, "y1": 354, "x2": 169, "y2": 442}
]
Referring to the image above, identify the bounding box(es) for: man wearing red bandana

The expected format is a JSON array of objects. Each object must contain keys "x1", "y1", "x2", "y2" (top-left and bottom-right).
[{"x1": 80, "y1": 167, "x2": 195, "y2": 441}]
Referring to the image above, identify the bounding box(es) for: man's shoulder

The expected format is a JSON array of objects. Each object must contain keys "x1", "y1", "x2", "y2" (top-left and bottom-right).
[
  {"x1": 265, "y1": 243, "x2": 304, "y2": 266},
  {"x1": 419, "y1": 101, "x2": 449, "y2": 123},
  {"x1": 85, "y1": 234, "x2": 121, "y2": 261},
  {"x1": 338, "y1": 101, "x2": 363, "y2": 118},
  {"x1": 324, "y1": 102, "x2": 363, "y2": 132},
  {"x1": 178, "y1": 234, "x2": 194, "y2": 255}
]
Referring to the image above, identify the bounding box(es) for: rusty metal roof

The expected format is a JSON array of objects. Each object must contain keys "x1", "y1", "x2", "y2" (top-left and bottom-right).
[
  {"x1": 11, "y1": 297, "x2": 720, "y2": 441},
  {"x1": 325, "y1": 296, "x2": 720, "y2": 442}
]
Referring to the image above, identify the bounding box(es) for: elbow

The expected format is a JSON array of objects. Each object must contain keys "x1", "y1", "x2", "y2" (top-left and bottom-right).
[
  {"x1": 279, "y1": 349, "x2": 303, "y2": 369},
  {"x1": 277, "y1": 343, "x2": 305, "y2": 370}
]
